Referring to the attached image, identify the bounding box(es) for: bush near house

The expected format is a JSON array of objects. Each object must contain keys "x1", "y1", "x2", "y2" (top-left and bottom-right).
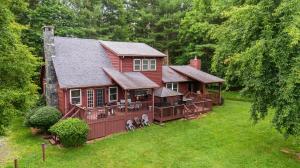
[
  {"x1": 26, "y1": 106, "x2": 61, "y2": 131},
  {"x1": 49, "y1": 118, "x2": 89, "y2": 147}
]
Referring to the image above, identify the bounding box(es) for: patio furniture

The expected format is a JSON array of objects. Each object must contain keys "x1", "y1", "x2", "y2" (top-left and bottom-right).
[
  {"x1": 117, "y1": 102, "x2": 125, "y2": 111},
  {"x1": 135, "y1": 101, "x2": 142, "y2": 110},
  {"x1": 126, "y1": 120, "x2": 135, "y2": 131},
  {"x1": 120, "y1": 99, "x2": 125, "y2": 104},
  {"x1": 133, "y1": 117, "x2": 142, "y2": 128},
  {"x1": 142, "y1": 114, "x2": 150, "y2": 126}
]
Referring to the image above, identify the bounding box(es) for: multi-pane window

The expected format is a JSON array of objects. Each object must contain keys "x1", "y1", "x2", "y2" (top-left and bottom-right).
[
  {"x1": 87, "y1": 89, "x2": 94, "y2": 108},
  {"x1": 133, "y1": 59, "x2": 141, "y2": 71},
  {"x1": 142, "y1": 59, "x2": 149, "y2": 70},
  {"x1": 70, "y1": 89, "x2": 81, "y2": 105},
  {"x1": 166, "y1": 83, "x2": 179, "y2": 92},
  {"x1": 133, "y1": 59, "x2": 156, "y2": 71},
  {"x1": 150, "y1": 59, "x2": 156, "y2": 70},
  {"x1": 95, "y1": 89, "x2": 104, "y2": 107},
  {"x1": 109, "y1": 87, "x2": 118, "y2": 102}
]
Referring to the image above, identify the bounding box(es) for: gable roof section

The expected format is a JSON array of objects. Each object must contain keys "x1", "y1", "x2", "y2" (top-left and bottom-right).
[
  {"x1": 103, "y1": 68, "x2": 159, "y2": 90},
  {"x1": 170, "y1": 66, "x2": 225, "y2": 84},
  {"x1": 100, "y1": 40, "x2": 166, "y2": 57},
  {"x1": 53, "y1": 37, "x2": 113, "y2": 88},
  {"x1": 154, "y1": 87, "x2": 183, "y2": 97},
  {"x1": 162, "y1": 66, "x2": 191, "y2": 83}
]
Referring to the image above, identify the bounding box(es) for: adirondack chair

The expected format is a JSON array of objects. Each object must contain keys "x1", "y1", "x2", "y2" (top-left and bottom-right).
[
  {"x1": 141, "y1": 114, "x2": 150, "y2": 126},
  {"x1": 133, "y1": 117, "x2": 142, "y2": 128},
  {"x1": 126, "y1": 120, "x2": 135, "y2": 131}
]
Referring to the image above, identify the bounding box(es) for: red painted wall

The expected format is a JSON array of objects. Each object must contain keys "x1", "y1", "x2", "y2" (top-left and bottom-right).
[
  {"x1": 57, "y1": 85, "x2": 65, "y2": 113},
  {"x1": 120, "y1": 57, "x2": 163, "y2": 85},
  {"x1": 103, "y1": 47, "x2": 121, "y2": 70}
]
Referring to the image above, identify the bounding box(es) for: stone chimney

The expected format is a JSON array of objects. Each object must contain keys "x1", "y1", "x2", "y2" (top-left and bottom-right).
[
  {"x1": 43, "y1": 26, "x2": 58, "y2": 107},
  {"x1": 189, "y1": 56, "x2": 201, "y2": 70}
]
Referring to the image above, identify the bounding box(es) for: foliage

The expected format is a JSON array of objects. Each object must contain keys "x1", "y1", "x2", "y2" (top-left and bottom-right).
[
  {"x1": 0, "y1": 1, "x2": 39, "y2": 135},
  {"x1": 49, "y1": 118, "x2": 89, "y2": 147},
  {"x1": 181, "y1": 0, "x2": 300, "y2": 137},
  {"x1": 28, "y1": 106, "x2": 61, "y2": 131},
  {"x1": 213, "y1": 0, "x2": 300, "y2": 137},
  {"x1": 5, "y1": 100, "x2": 300, "y2": 167}
]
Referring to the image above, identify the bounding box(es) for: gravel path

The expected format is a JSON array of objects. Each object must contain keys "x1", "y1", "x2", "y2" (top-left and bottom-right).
[{"x1": 0, "y1": 137, "x2": 11, "y2": 165}]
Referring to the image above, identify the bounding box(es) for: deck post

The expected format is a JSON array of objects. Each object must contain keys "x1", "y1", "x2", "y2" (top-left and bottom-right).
[
  {"x1": 152, "y1": 88, "x2": 154, "y2": 122},
  {"x1": 218, "y1": 83, "x2": 222, "y2": 105},
  {"x1": 202, "y1": 83, "x2": 206, "y2": 98},
  {"x1": 125, "y1": 90, "x2": 128, "y2": 115}
]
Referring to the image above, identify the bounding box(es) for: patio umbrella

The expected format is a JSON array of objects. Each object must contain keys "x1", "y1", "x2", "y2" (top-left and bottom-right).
[{"x1": 153, "y1": 87, "x2": 183, "y2": 97}]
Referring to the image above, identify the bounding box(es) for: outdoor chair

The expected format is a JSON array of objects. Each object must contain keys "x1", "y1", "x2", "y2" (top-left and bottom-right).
[
  {"x1": 126, "y1": 120, "x2": 135, "y2": 131},
  {"x1": 117, "y1": 102, "x2": 125, "y2": 112},
  {"x1": 133, "y1": 117, "x2": 142, "y2": 128},
  {"x1": 141, "y1": 114, "x2": 150, "y2": 126}
]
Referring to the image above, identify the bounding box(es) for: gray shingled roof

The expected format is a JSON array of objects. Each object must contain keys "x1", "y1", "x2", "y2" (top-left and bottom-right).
[
  {"x1": 170, "y1": 66, "x2": 225, "y2": 84},
  {"x1": 53, "y1": 37, "x2": 113, "y2": 88},
  {"x1": 154, "y1": 87, "x2": 183, "y2": 97},
  {"x1": 103, "y1": 68, "x2": 159, "y2": 90},
  {"x1": 162, "y1": 66, "x2": 191, "y2": 83},
  {"x1": 100, "y1": 41, "x2": 166, "y2": 57}
]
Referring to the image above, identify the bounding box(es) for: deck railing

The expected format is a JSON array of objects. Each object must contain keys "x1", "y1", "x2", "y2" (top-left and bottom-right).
[
  {"x1": 204, "y1": 91, "x2": 220, "y2": 105},
  {"x1": 78, "y1": 100, "x2": 153, "y2": 123},
  {"x1": 154, "y1": 105, "x2": 185, "y2": 123}
]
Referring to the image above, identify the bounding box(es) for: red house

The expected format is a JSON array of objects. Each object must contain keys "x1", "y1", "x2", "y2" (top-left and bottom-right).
[{"x1": 42, "y1": 26, "x2": 224, "y2": 140}]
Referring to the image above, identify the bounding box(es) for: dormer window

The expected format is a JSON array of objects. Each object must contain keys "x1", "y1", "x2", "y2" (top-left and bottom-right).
[
  {"x1": 133, "y1": 59, "x2": 141, "y2": 71},
  {"x1": 142, "y1": 59, "x2": 149, "y2": 70},
  {"x1": 133, "y1": 59, "x2": 156, "y2": 71},
  {"x1": 150, "y1": 59, "x2": 156, "y2": 70}
]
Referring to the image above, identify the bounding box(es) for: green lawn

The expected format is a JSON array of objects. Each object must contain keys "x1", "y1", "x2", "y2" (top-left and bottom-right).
[{"x1": 3, "y1": 99, "x2": 300, "y2": 168}]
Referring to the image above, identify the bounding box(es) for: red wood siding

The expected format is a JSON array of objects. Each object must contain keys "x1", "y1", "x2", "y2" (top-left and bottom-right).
[
  {"x1": 121, "y1": 57, "x2": 163, "y2": 85},
  {"x1": 103, "y1": 47, "x2": 120, "y2": 70},
  {"x1": 179, "y1": 82, "x2": 189, "y2": 94},
  {"x1": 57, "y1": 85, "x2": 65, "y2": 113}
]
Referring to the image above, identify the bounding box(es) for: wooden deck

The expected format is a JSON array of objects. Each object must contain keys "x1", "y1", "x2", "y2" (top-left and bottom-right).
[
  {"x1": 154, "y1": 99, "x2": 212, "y2": 123},
  {"x1": 62, "y1": 97, "x2": 213, "y2": 140}
]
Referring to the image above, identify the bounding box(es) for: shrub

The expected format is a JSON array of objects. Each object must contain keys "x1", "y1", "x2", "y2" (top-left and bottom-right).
[
  {"x1": 49, "y1": 118, "x2": 89, "y2": 147},
  {"x1": 24, "y1": 108, "x2": 38, "y2": 127},
  {"x1": 28, "y1": 106, "x2": 61, "y2": 131}
]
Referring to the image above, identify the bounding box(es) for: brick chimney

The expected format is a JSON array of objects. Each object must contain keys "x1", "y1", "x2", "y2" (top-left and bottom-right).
[
  {"x1": 43, "y1": 26, "x2": 58, "y2": 107},
  {"x1": 189, "y1": 56, "x2": 201, "y2": 70}
]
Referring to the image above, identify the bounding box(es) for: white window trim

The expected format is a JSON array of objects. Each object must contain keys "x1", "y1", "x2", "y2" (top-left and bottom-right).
[
  {"x1": 149, "y1": 59, "x2": 156, "y2": 71},
  {"x1": 133, "y1": 59, "x2": 141, "y2": 71},
  {"x1": 166, "y1": 83, "x2": 179, "y2": 92},
  {"x1": 142, "y1": 59, "x2": 149, "y2": 71},
  {"x1": 109, "y1": 86, "x2": 118, "y2": 102},
  {"x1": 70, "y1": 89, "x2": 82, "y2": 105},
  {"x1": 87, "y1": 89, "x2": 94, "y2": 108}
]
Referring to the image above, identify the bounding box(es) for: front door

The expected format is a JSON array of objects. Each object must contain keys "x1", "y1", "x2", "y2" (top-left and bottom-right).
[
  {"x1": 95, "y1": 89, "x2": 104, "y2": 107},
  {"x1": 188, "y1": 82, "x2": 199, "y2": 93}
]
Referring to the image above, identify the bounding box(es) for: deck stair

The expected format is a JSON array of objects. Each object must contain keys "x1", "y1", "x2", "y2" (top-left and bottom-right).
[{"x1": 183, "y1": 105, "x2": 199, "y2": 120}]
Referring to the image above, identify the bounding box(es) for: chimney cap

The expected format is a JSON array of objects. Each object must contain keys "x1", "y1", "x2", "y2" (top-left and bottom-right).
[{"x1": 194, "y1": 56, "x2": 198, "y2": 60}]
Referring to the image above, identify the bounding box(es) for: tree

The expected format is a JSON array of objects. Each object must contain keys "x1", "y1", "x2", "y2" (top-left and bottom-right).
[
  {"x1": 0, "y1": 1, "x2": 39, "y2": 134},
  {"x1": 212, "y1": 0, "x2": 300, "y2": 136}
]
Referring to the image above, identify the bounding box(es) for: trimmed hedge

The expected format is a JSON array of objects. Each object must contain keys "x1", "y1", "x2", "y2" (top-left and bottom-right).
[
  {"x1": 49, "y1": 118, "x2": 89, "y2": 147},
  {"x1": 28, "y1": 106, "x2": 61, "y2": 131}
]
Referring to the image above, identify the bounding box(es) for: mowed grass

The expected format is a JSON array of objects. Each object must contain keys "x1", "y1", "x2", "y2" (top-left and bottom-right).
[{"x1": 4, "y1": 100, "x2": 300, "y2": 168}]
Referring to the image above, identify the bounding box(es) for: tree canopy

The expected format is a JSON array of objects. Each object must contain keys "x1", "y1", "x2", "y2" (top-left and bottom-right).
[
  {"x1": 180, "y1": 0, "x2": 300, "y2": 136},
  {"x1": 0, "y1": 0, "x2": 39, "y2": 134}
]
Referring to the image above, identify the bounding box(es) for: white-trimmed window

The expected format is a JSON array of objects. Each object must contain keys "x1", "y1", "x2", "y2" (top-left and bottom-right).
[
  {"x1": 166, "y1": 83, "x2": 179, "y2": 92},
  {"x1": 87, "y1": 89, "x2": 94, "y2": 108},
  {"x1": 142, "y1": 59, "x2": 149, "y2": 70},
  {"x1": 109, "y1": 87, "x2": 118, "y2": 102},
  {"x1": 150, "y1": 59, "x2": 156, "y2": 70},
  {"x1": 70, "y1": 89, "x2": 81, "y2": 105},
  {"x1": 133, "y1": 59, "x2": 141, "y2": 71}
]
